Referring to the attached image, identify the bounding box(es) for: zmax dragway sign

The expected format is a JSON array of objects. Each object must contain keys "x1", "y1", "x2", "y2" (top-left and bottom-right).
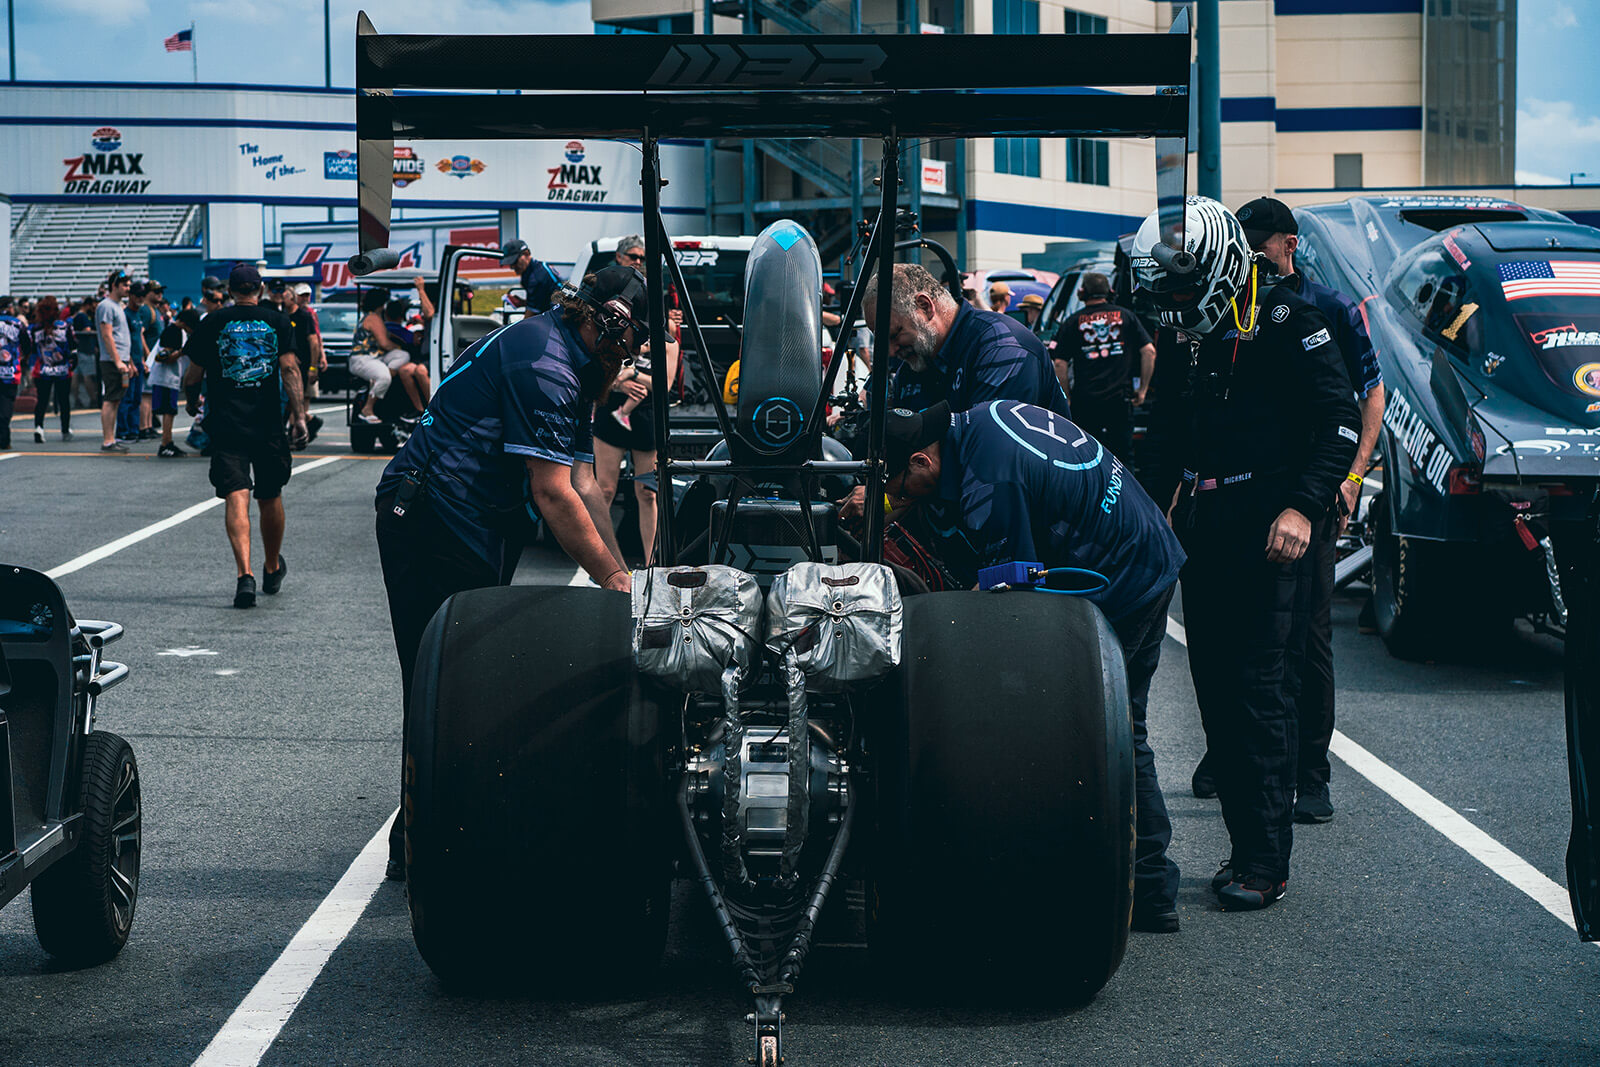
[{"x1": 62, "y1": 127, "x2": 151, "y2": 196}]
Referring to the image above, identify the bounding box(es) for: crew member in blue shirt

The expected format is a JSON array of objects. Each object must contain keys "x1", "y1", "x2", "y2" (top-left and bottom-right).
[
  {"x1": 498, "y1": 238, "x2": 563, "y2": 316},
  {"x1": 374, "y1": 264, "x2": 646, "y2": 880},
  {"x1": 882, "y1": 399, "x2": 1186, "y2": 933}
]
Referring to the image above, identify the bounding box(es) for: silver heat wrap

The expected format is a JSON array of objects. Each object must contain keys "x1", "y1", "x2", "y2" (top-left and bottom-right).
[
  {"x1": 765, "y1": 562, "x2": 903, "y2": 690},
  {"x1": 632, "y1": 565, "x2": 763, "y2": 694}
]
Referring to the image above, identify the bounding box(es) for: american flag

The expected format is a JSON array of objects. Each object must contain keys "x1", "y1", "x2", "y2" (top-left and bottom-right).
[
  {"x1": 164, "y1": 28, "x2": 192, "y2": 52},
  {"x1": 1498, "y1": 259, "x2": 1600, "y2": 301}
]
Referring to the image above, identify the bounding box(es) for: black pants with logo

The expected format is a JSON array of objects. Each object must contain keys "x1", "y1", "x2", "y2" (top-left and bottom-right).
[
  {"x1": 1178, "y1": 492, "x2": 1316, "y2": 883},
  {"x1": 376, "y1": 491, "x2": 502, "y2": 863}
]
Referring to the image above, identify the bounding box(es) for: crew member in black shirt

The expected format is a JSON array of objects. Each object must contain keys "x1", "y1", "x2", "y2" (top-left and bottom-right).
[
  {"x1": 1050, "y1": 271, "x2": 1156, "y2": 466},
  {"x1": 1134, "y1": 197, "x2": 1358, "y2": 912},
  {"x1": 185, "y1": 265, "x2": 307, "y2": 608},
  {"x1": 498, "y1": 238, "x2": 562, "y2": 316}
]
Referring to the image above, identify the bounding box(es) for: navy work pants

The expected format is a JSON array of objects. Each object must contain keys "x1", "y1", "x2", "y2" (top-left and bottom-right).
[
  {"x1": 1111, "y1": 584, "x2": 1181, "y2": 913},
  {"x1": 1296, "y1": 513, "x2": 1339, "y2": 795}
]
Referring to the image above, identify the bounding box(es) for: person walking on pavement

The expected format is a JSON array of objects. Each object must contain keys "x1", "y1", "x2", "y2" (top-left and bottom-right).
[
  {"x1": 96, "y1": 271, "x2": 135, "y2": 454},
  {"x1": 29, "y1": 296, "x2": 75, "y2": 442},
  {"x1": 498, "y1": 238, "x2": 562, "y2": 317},
  {"x1": 1135, "y1": 196, "x2": 1359, "y2": 911},
  {"x1": 882, "y1": 400, "x2": 1187, "y2": 932},
  {"x1": 1049, "y1": 272, "x2": 1156, "y2": 467},
  {"x1": 1188, "y1": 198, "x2": 1388, "y2": 823},
  {"x1": 183, "y1": 265, "x2": 309, "y2": 608}
]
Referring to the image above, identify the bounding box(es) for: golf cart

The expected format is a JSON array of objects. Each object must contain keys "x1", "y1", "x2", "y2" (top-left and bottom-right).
[
  {"x1": 0, "y1": 565, "x2": 141, "y2": 965},
  {"x1": 351, "y1": 14, "x2": 1192, "y2": 1065}
]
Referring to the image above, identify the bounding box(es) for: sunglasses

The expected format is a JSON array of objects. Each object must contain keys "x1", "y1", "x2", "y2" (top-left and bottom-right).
[{"x1": 623, "y1": 252, "x2": 646, "y2": 263}]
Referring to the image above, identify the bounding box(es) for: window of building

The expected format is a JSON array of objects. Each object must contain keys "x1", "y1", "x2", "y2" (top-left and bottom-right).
[
  {"x1": 993, "y1": 0, "x2": 1038, "y2": 35},
  {"x1": 995, "y1": 137, "x2": 1040, "y2": 177},
  {"x1": 1334, "y1": 153, "x2": 1364, "y2": 190},
  {"x1": 1065, "y1": 138, "x2": 1110, "y2": 186},
  {"x1": 1064, "y1": 9, "x2": 1107, "y2": 34},
  {"x1": 594, "y1": 14, "x2": 693, "y2": 34}
]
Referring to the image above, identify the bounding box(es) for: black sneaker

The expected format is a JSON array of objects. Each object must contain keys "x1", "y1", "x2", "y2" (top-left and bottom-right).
[
  {"x1": 306, "y1": 414, "x2": 324, "y2": 444},
  {"x1": 138, "y1": 428, "x2": 159, "y2": 441},
  {"x1": 100, "y1": 441, "x2": 129, "y2": 454},
  {"x1": 1192, "y1": 759, "x2": 1217, "y2": 800},
  {"x1": 61, "y1": 429, "x2": 72, "y2": 441},
  {"x1": 1210, "y1": 858, "x2": 1236, "y2": 892},
  {"x1": 262, "y1": 555, "x2": 287, "y2": 595},
  {"x1": 385, "y1": 857, "x2": 406, "y2": 882},
  {"x1": 157, "y1": 442, "x2": 186, "y2": 458},
  {"x1": 1131, "y1": 908, "x2": 1180, "y2": 934},
  {"x1": 234, "y1": 574, "x2": 257, "y2": 609},
  {"x1": 1294, "y1": 788, "x2": 1334, "y2": 824},
  {"x1": 1218, "y1": 875, "x2": 1287, "y2": 911}
]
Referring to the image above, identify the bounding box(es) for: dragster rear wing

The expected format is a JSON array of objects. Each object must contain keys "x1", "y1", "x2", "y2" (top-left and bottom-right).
[{"x1": 351, "y1": 9, "x2": 1192, "y2": 564}]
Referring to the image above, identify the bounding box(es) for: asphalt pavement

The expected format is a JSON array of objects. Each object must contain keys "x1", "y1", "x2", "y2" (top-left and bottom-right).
[{"x1": 1, "y1": 411, "x2": 1597, "y2": 1066}]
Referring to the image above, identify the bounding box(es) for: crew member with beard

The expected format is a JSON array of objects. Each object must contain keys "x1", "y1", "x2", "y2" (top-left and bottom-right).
[
  {"x1": 842, "y1": 263, "x2": 1070, "y2": 530},
  {"x1": 860, "y1": 263, "x2": 1069, "y2": 417},
  {"x1": 373, "y1": 263, "x2": 646, "y2": 880}
]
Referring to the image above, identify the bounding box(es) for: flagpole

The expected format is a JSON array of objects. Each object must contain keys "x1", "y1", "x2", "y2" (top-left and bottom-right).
[{"x1": 190, "y1": 21, "x2": 196, "y2": 83}]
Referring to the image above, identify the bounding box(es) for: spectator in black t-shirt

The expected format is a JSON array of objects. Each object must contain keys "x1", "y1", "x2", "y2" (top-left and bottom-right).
[
  {"x1": 1049, "y1": 272, "x2": 1155, "y2": 466},
  {"x1": 184, "y1": 265, "x2": 308, "y2": 609}
]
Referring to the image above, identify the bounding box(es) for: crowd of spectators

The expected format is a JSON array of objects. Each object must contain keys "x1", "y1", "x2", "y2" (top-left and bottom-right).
[{"x1": 0, "y1": 270, "x2": 324, "y2": 455}]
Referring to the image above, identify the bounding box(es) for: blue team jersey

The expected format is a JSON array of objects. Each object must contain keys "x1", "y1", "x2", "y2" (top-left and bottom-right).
[
  {"x1": 939, "y1": 401, "x2": 1185, "y2": 625},
  {"x1": 891, "y1": 301, "x2": 1071, "y2": 418},
  {"x1": 0, "y1": 314, "x2": 25, "y2": 385},
  {"x1": 1294, "y1": 275, "x2": 1382, "y2": 398},
  {"x1": 378, "y1": 309, "x2": 597, "y2": 568}
]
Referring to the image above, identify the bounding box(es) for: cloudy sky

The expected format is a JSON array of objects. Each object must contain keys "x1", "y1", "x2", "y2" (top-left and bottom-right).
[{"x1": 1, "y1": 0, "x2": 1595, "y2": 188}]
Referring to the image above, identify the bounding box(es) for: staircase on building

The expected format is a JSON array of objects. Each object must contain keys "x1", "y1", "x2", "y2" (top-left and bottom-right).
[{"x1": 8, "y1": 203, "x2": 201, "y2": 299}]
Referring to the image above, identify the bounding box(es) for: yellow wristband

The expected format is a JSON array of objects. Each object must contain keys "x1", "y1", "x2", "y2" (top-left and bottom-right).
[
  {"x1": 883, "y1": 494, "x2": 894, "y2": 514},
  {"x1": 1346, "y1": 472, "x2": 1363, "y2": 485}
]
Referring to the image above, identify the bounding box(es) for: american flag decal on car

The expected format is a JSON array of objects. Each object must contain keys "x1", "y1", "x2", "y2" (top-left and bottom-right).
[{"x1": 1498, "y1": 260, "x2": 1600, "y2": 301}]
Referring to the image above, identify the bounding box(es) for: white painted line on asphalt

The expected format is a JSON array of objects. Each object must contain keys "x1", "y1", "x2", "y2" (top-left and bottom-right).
[
  {"x1": 1328, "y1": 731, "x2": 1582, "y2": 935},
  {"x1": 45, "y1": 456, "x2": 346, "y2": 580},
  {"x1": 1164, "y1": 613, "x2": 1586, "y2": 938},
  {"x1": 190, "y1": 811, "x2": 396, "y2": 1067},
  {"x1": 0, "y1": 452, "x2": 19, "y2": 462}
]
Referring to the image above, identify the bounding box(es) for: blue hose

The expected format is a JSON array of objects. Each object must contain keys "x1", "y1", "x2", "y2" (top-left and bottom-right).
[{"x1": 1031, "y1": 567, "x2": 1109, "y2": 597}]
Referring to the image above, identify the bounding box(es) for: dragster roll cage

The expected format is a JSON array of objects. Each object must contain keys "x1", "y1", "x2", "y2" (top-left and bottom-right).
[{"x1": 352, "y1": 10, "x2": 1192, "y2": 565}]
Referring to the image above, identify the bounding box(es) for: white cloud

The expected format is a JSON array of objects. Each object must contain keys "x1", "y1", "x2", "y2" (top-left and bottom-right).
[
  {"x1": 1516, "y1": 169, "x2": 1566, "y2": 186},
  {"x1": 1552, "y1": 3, "x2": 1579, "y2": 30},
  {"x1": 1517, "y1": 97, "x2": 1600, "y2": 180}
]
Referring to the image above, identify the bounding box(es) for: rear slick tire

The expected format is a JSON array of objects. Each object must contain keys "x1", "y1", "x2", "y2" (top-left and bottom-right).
[
  {"x1": 871, "y1": 591, "x2": 1134, "y2": 1004},
  {"x1": 404, "y1": 586, "x2": 670, "y2": 990}
]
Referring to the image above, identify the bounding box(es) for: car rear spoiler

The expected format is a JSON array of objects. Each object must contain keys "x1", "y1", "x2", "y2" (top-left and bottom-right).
[{"x1": 351, "y1": 9, "x2": 1191, "y2": 561}]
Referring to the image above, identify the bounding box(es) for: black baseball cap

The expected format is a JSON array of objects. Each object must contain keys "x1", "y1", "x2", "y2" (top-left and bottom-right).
[
  {"x1": 130, "y1": 280, "x2": 149, "y2": 298},
  {"x1": 266, "y1": 277, "x2": 288, "y2": 293},
  {"x1": 584, "y1": 264, "x2": 649, "y2": 334},
  {"x1": 200, "y1": 274, "x2": 224, "y2": 293},
  {"x1": 229, "y1": 264, "x2": 263, "y2": 292},
  {"x1": 1235, "y1": 197, "x2": 1298, "y2": 247},
  {"x1": 499, "y1": 238, "x2": 530, "y2": 267},
  {"x1": 884, "y1": 402, "x2": 952, "y2": 478}
]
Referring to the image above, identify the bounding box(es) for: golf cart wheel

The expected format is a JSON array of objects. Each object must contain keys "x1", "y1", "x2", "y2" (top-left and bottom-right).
[
  {"x1": 405, "y1": 586, "x2": 670, "y2": 989},
  {"x1": 31, "y1": 732, "x2": 141, "y2": 965},
  {"x1": 350, "y1": 419, "x2": 378, "y2": 454},
  {"x1": 871, "y1": 591, "x2": 1134, "y2": 1003}
]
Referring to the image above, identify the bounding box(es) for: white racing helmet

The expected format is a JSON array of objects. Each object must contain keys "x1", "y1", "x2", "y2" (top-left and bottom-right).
[{"x1": 1130, "y1": 196, "x2": 1252, "y2": 337}]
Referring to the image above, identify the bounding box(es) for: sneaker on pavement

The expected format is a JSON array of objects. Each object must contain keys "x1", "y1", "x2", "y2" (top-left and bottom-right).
[
  {"x1": 33, "y1": 428, "x2": 44, "y2": 443},
  {"x1": 262, "y1": 555, "x2": 287, "y2": 595},
  {"x1": 385, "y1": 857, "x2": 405, "y2": 881},
  {"x1": 1210, "y1": 858, "x2": 1236, "y2": 892},
  {"x1": 139, "y1": 428, "x2": 159, "y2": 441},
  {"x1": 1192, "y1": 762, "x2": 1218, "y2": 800},
  {"x1": 234, "y1": 574, "x2": 257, "y2": 609},
  {"x1": 1218, "y1": 875, "x2": 1287, "y2": 911},
  {"x1": 1294, "y1": 788, "x2": 1334, "y2": 824},
  {"x1": 61, "y1": 429, "x2": 73, "y2": 441},
  {"x1": 100, "y1": 441, "x2": 129, "y2": 454},
  {"x1": 157, "y1": 442, "x2": 186, "y2": 458}
]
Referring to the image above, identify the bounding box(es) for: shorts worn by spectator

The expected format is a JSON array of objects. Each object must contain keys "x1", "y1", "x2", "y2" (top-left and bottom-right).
[
  {"x1": 95, "y1": 272, "x2": 134, "y2": 452},
  {"x1": 184, "y1": 264, "x2": 307, "y2": 607}
]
